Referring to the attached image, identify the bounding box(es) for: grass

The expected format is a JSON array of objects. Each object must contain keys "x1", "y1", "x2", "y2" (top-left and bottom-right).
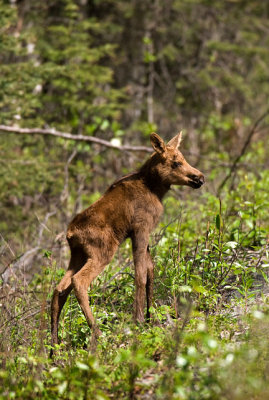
[{"x1": 0, "y1": 171, "x2": 269, "y2": 399}]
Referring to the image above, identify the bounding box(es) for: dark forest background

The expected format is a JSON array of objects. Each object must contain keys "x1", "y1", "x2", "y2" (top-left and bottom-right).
[{"x1": 1, "y1": 0, "x2": 269, "y2": 256}]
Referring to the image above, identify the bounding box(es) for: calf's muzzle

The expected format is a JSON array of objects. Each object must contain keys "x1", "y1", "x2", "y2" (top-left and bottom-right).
[{"x1": 187, "y1": 173, "x2": 205, "y2": 189}]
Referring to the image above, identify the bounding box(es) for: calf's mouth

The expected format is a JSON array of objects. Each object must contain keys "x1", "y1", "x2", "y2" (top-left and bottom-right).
[{"x1": 187, "y1": 174, "x2": 205, "y2": 189}]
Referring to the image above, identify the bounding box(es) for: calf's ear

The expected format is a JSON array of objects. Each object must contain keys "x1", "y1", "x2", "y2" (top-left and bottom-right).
[
  {"x1": 167, "y1": 131, "x2": 182, "y2": 149},
  {"x1": 150, "y1": 132, "x2": 166, "y2": 154}
]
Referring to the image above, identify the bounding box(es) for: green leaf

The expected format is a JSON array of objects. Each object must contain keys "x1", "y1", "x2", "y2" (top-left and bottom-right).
[
  {"x1": 58, "y1": 381, "x2": 67, "y2": 395},
  {"x1": 76, "y1": 361, "x2": 90, "y2": 371},
  {"x1": 216, "y1": 214, "x2": 222, "y2": 230},
  {"x1": 225, "y1": 241, "x2": 238, "y2": 249}
]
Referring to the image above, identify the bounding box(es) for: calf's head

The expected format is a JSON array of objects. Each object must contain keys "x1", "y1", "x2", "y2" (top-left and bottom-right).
[{"x1": 150, "y1": 132, "x2": 205, "y2": 189}]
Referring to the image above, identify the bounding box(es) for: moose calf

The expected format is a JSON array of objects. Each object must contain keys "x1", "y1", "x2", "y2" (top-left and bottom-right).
[{"x1": 51, "y1": 132, "x2": 204, "y2": 355}]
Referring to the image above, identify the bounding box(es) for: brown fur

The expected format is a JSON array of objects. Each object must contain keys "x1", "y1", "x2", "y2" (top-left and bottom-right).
[{"x1": 50, "y1": 132, "x2": 204, "y2": 355}]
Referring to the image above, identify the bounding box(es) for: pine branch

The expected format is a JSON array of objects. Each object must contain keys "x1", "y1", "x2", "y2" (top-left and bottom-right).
[{"x1": 0, "y1": 125, "x2": 152, "y2": 153}]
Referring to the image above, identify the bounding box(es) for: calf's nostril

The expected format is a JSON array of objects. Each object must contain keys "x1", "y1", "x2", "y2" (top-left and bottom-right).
[
  {"x1": 188, "y1": 174, "x2": 198, "y2": 181},
  {"x1": 187, "y1": 173, "x2": 205, "y2": 186}
]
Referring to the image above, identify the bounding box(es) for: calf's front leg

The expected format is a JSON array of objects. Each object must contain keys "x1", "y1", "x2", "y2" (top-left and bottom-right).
[
  {"x1": 132, "y1": 235, "x2": 150, "y2": 322},
  {"x1": 146, "y1": 246, "x2": 154, "y2": 321}
]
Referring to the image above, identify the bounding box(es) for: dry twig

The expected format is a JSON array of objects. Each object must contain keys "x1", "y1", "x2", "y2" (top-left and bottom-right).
[{"x1": 217, "y1": 109, "x2": 269, "y2": 195}]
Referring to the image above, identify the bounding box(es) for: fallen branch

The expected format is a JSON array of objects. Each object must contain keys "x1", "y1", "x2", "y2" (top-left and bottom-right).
[{"x1": 0, "y1": 125, "x2": 152, "y2": 153}]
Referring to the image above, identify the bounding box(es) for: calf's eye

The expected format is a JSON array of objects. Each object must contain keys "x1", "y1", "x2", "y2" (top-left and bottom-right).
[{"x1": 172, "y1": 161, "x2": 182, "y2": 169}]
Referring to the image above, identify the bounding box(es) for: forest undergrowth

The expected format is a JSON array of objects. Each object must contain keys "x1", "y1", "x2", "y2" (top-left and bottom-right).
[{"x1": 1, "y1": 168, "x2": 268, "y2": 400}]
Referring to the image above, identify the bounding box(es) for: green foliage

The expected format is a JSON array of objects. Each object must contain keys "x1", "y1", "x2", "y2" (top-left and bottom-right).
[
  {"x1": 1, "y1": 165, "x2": 269, "y2": 398},
  {"x1": 1, "y1": 286, "x2": 268, "y2": 399},
  {"x1": 0, "y1": 0, "x2": 123, "y2": 127}
]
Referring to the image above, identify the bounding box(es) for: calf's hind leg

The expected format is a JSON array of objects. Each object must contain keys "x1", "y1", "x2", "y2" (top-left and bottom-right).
[
  {"x1": 50, "y1": 251, "x2": 85, "y2": 356},
  {"x1": 71, "y1": 258, "x2": 107, "y2": 337}
]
